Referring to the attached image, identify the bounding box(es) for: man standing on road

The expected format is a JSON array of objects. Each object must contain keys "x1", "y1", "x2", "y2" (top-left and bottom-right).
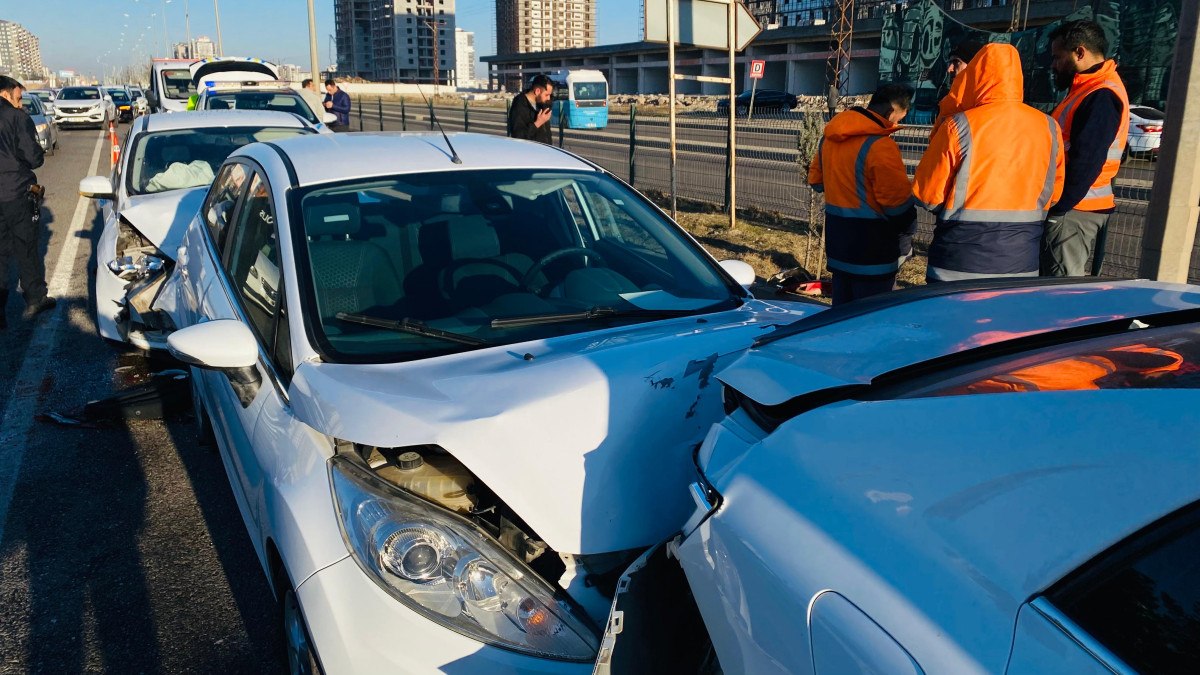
[
  {"x1": 323, "y1": 79, "x2": 352, "y2": 132},
  {"x1": 299, "y1": 78, "x2": 326, "y2": 123},
  {"x1": 1041, "y1": 20, "x2": 1129, "y2": 277},
  {"x1": 508, "y1": 75, "x2": 554, "y2": 145},
  {"x1": 0, "y1": 75, "x2": 54, "y2": 329},
  {"x1": 808, "y1": 83, "x2": 917, "y2": 305},
  {"x1": 914, "y1": 43, "x2": 1065, "y2": 283}
]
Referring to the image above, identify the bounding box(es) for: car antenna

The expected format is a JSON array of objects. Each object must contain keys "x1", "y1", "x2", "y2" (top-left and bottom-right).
[{"x1": 415, "y1": 83, "x2": 461, "y2": 164}]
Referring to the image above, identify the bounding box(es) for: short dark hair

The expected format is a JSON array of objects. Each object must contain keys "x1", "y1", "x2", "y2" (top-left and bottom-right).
[
  {"x1": 0, "y1": 76, "x2": 23, "y2": 93},
  {"x1": 949, "y1": 39, "x2": 986, "y2": 64},
  {"x1": 525, "y1": 74, "x2": 553, "y2": 93},
  {"x1": 324, "y1": 78, "x2": 336, "y2": 87},
  {"x1": 1050, "y1": 19, "x2": 1108, "y2": 58},
  {"x1": 868, "y1": 82, "x2": 914, "y2": 114},
  {"x1": 301, "y1": 78, "x2": 313, "y2": 88}
]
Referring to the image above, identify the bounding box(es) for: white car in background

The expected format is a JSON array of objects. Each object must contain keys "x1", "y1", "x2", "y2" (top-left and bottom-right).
[
  {"x1": 53, "y1": 85, "x2": 116, "y2": 129},
  {"x1": 196, "y1": 81, "x2": 337, "y2": 133},
  {"x1": 79, "y1": 110, "x2": 318, "y2": 350},
  {"x1": 29, "y1": 89, "x2": 56, "y2": 118},
  {"x1": 158, "y1": 131, "x2": 816, "y2": 672},
  {"x1": 1125, "y1": 105, "x2": 1164, "y2": 160}
]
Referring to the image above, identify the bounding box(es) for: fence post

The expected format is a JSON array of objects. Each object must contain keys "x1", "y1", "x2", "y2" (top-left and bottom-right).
[
  {"x1": 505, "y1": 97, "x2": 512, "y2": 136},
  {"x1": 628, "y1": 103, "x2": 637, "y2": 187},
  {"x1": 428, "y1": 99, "x2": 434, "y2": 131},
  {"x1": 464, "y1": 100, "x2": 470, "y2": 132},
  {"x1": 357, "y1": 97, "x2": 363, "y2": 131},
  {"x1": 558, "y1": 104, "x2": 566, "y2": 148},
  {"x1": 401, "y1": 99, "x2": 407, "y2": 131},
  {"x1": 378, "y1": 97, "x2": 384, "y2": 131}
]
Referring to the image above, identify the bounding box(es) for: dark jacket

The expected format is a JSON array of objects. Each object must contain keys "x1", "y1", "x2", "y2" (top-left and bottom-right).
[
  {"x1": 508, "y1": 93, "x2": 552, "y2": 145},
  {"x1": 0, "y1": 97, "x2": 43, "y2": 202},
  {"x1": 1050, "y1": 86, "x2": 1123, "y2": 216},
  {"x1": 324, "y1": 89, "x2": 352, "y2": 126}
]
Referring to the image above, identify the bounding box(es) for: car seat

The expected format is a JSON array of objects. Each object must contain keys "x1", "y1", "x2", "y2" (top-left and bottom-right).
[{"x1": 305, "y1": 195, "x2": 404, "y2": 323}]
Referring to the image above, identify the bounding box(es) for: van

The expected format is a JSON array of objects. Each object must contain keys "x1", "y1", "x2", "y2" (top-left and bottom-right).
[{"x1": 148, "y1": 58, "x2": 197, "y2": 113}]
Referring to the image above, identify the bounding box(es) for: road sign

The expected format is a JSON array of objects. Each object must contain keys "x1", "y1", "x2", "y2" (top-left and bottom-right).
[
  {"x1": 749, "y1": 59, "x2": 765, "y2": 79},
  {"x1": 645, "y1": 0, "x2": 762, "y2": 52}
]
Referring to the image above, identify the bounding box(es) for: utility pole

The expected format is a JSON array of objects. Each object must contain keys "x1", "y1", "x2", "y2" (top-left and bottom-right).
[
  {"x1": 1138, "y1": 0, "x2": 1200, "y2": 282},
  {"x1": 826, "y1": 0, "x2": 854, "y2": 115},
  {"x1": 161, "y1": 0, "x2": 170, "y2": 57},
  {"x1": 185, "y1": 0, "x2": 193, "y2": 59},
  {"x1": 423, "y1": 20, "x2": 444, "y2": 95},
  {"x1": 213, "y1": 0, "x2": 224, "y2": 55},
  {"x1": 307, "y1": 0, "x2": 321, "y2": 83}
]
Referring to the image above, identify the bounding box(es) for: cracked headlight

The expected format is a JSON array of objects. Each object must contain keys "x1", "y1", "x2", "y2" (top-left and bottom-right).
[{"x1": 330, "y1": 456, "x2": 599, "y2": 661}]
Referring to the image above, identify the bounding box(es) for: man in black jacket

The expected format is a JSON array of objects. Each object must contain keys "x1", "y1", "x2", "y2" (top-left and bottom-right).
[
  {"x1": 508, "y1": 74, "x2": 555, "y2": 145},
  {"x1": 0, "y1": 75, "x2": 53, "y2": 328}
]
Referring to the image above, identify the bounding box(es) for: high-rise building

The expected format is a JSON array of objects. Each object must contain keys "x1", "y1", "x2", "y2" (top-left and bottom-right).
[
  {"x1": 193, "y1": 36, "x2": 217, "y2": 59},
  {"x1": 335, "y1": 0, "x2": 457, "y2": 84},
  {"x1": 495, "y1": 0, "x2": 595, "y2": 56},
  {"x1": 454, "y1": 27, "x2": 476, "y2": 86},
  {"x1": 0, "y1": 20, "x2": 45, "y2": 81}
]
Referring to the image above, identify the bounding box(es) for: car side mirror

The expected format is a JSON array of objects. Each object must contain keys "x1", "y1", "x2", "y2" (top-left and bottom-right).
[
  {"x1": 146, "y1": 91, "x2": 159, "y2": 107},
  {"x1": 719, "y1": 259, "x2": 756, "y2": 288},
  {"x1": 322, "y1": 112, "x2": 337, "y2": 124},
  {"x1": 167, "y1": 319, "x2": 259, "y2": 370},
  {"x1": 79, "y1": 175, "x2": 115, "y2": 200}
]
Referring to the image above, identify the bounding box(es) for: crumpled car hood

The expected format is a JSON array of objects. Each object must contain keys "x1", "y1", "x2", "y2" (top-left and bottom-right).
[
  {"x1": 290, "y1": 300, "x2": 818, "y2": 554},
  {"x1": 121, "y1": 186, "x2": 208, "y2": 254}
]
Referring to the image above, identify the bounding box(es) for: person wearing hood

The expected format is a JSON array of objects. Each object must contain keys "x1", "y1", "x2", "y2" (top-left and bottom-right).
[
  {"x1": 932, "y1": 38, "x2": 986, "y2": 136},
  {"x1": 1041, "y1": 19, "x2": 1129, "y2": 277},
  {"x1": 914, "y1": 43, "x2": 1066, "y2": 283},
  {"x1": 808, "y1": 83, "x2": 917, "y2": 305}
]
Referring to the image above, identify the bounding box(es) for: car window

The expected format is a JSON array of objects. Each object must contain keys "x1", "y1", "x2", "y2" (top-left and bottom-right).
[
  {"x1": 1046, "y1": 502, "x2": 1200, "y2": 673},
  {"x1": 108, "y1": 90, "x2": 131, "y2": 103},
  {"x1": 206, "y1": 92, "x2": 318, "y2": 123},
  {"x1": 203, "y1": 163, "x2": 250, "y2": 249},
  {"x1": 1131, "y1": 107, "x2": 1165, "y2": 121},
  {"x1": 20, "y1": 97, "x2": 39, "y2": 115},
  {"x1": 296, "y1": 168, "x2": 741, "y2": 363},
  {"x1": 161, "y1": 68, "x2": 195, "y2": 100},
  {"x1": 126, "y1": 125, "x2": 311, "y2": 196},
  {"x1": 225, "y1": 173, "x2": 281, "y2": 343}
]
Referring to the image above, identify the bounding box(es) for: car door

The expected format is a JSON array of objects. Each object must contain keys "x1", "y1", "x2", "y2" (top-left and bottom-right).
[{"x1": 197, "y1": 167, "x2": 292, "y2": 553}]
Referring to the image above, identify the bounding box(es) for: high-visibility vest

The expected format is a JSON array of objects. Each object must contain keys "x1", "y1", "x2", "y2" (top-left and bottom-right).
[{"x1": 1051, "y1": 60, "x2": 1129, "y2": 212}]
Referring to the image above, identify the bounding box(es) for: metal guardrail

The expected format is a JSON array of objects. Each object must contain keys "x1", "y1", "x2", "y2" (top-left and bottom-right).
[{"x1": 357, "y1": 98, "x2": 1196, "y2": 283}]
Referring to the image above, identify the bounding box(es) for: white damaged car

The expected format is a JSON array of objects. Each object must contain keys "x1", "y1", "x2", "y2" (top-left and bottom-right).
[
  {"x1": 158, "y1": 131, "x2": 820, "y2": 672},
  {"x1": 80, "y1": 110, "x2": 317, "y2": 349}
]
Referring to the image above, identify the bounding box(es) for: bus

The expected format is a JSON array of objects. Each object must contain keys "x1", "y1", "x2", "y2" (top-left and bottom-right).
[{"x1": 547, "y1": 69, "x2": 608, "y2": 130}]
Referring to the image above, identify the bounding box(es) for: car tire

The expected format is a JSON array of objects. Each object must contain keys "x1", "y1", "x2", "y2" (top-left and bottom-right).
[
  {"x1": 736, "y1": 106, "x2": 748, "y2": 116},
  {"x1": 282, "y1": 587, "x2": 324, "y2": 675}
]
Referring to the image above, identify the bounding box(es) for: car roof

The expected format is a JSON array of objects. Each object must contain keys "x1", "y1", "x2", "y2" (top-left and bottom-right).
[
  {"x1": 238, "y1": 131, "x2": 599, "y2": 187},
  {"x1": 136, "y1": 109, "x2": 311, "y2": 133}
]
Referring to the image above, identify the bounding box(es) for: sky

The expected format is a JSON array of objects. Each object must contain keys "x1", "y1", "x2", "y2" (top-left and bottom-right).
[{"x1": 5, "y1": 0, "x2": 641, "y2": 80}]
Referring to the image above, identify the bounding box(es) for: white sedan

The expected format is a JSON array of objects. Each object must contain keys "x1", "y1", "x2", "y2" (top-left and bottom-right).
[
  {"x1": 158, "y1": 131, "x2": 817, "y2": 672},
  {"x1": 1125, "y1": 105, "x2": 1164, "y2": 160},
  {"x1": 80, "y1": 110, "x2": 318, "y2": 349}
]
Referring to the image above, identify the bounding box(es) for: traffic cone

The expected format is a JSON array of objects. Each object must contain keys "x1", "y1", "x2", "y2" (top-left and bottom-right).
[{"x1": 109, "y1": 120, "x2": 119, "y2": 168}]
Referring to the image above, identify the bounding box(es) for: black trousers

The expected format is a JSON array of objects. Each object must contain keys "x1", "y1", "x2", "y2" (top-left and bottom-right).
[
  {"x1": 0, "y1": 196, "x2": 47, "y2": 303},
  {"x1": 829, "y1": 269, "x2": 895, "y2": 306}
]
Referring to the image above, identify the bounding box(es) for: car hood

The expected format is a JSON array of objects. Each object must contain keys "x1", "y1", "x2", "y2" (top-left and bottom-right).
[
  {"x1": 719, "y1": 279, "x2": 1200, "y2": 406},
  {"x1": 289, "y1": 299, "x2": 819, "y2": 554},
  {"x1": 120, "y1": 186, "x2": 209, "y2": 254}
]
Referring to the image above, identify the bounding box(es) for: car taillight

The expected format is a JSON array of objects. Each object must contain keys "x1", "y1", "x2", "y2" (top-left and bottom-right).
[{"x1": 1137, "y1": 124, "x2": 1163, "y2": 133}]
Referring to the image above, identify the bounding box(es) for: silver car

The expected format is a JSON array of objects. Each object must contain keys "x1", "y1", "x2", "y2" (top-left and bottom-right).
[
  {"x1": 20, "y1": 93, "x2": 58, "y2": 156},
  {"x1": 28, "y1": 89, "x2": 56, "y2": 118}
]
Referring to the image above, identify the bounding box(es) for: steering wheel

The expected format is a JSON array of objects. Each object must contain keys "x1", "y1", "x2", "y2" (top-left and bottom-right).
[
  {"x1": 520, "y1": 247, "x2": 608, "y2": 295},
  {"x1": 438, "y1": 258, "x2": 526, "y2": 299}
]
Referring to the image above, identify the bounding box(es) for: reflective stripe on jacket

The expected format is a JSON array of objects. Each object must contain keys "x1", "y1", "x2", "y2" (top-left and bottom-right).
[
  {"x1": 913, "y1": 43, "x2": 1066, "y2": 276},
  {"x1": 1051, "y1": 59, "x2": 1129, "y2": 212},
  {"x1": 808, "y1": 108, "x2": 916, "y2": 275}
]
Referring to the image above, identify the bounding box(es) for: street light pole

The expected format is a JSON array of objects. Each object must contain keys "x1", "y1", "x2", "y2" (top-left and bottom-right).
[
  {"x1": 184, "y1": 0, "x2": 193, "y2": 58},
  {"x1": 160, "y1": 0, "x2": 170, "y2": 57},
  {"x1": 307, "y1": 0, "x2": 321, "y2": 84},
  {"x1": 213, "y1": 0, "x2": 224, "y2": 56}
]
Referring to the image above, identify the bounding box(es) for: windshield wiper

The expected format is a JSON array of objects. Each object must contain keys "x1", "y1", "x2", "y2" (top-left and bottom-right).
[
  {"x1": 490, "y1": 306, "x2": 709, "y2": 329},
  {"x1": 336, "y1": 312, "x2": 492, "y2": 347}
]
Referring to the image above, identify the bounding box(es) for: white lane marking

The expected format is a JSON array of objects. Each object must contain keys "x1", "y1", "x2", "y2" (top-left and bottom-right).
[{"x1": 0, "y1": 129, "x2": 107, "y2": 543}]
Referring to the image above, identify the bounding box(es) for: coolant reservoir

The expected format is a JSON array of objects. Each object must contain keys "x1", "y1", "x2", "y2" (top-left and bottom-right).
[{"x1": 376, "y1": 450, "x2": 477, "y2": 513}]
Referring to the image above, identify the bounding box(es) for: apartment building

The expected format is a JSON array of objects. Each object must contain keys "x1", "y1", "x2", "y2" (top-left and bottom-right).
[
  {"x1": 0, "y1": 20, "x2": 45, "y2": 81},
  {"x1": 335, "y1": 0, "x2": 457, "y2": 84}
]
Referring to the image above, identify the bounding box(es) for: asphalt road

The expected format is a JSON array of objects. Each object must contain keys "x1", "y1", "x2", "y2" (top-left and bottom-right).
[{"x1": 0, "y1": 125, "x2": 286, "y2": 673}]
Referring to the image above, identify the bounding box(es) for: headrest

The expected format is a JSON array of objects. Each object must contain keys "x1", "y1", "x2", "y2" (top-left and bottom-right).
[
  {"x1": 307, "y1": 198, "x2": 362, "y2": 239},
  {"x1": 448, "y1": 217, "x2": 500, "y2": 260}
]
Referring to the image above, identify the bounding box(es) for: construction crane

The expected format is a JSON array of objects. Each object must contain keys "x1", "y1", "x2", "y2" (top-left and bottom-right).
[{"x1": 826, "y1": 0, "x2": 855, "y2": 114}]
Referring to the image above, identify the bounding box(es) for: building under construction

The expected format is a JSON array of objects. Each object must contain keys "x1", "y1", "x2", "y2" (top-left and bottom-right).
[
  {"x1": 496, "y1": 0, "x2": 597, "y2": 56},
  {"x1": 335, "y1": 0, "x2": 458, "y2": 84}
]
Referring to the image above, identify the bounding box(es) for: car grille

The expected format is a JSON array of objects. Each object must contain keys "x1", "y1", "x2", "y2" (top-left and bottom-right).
[{"x1": 60, "y1": 107, "x2": 90, "y2": 114}]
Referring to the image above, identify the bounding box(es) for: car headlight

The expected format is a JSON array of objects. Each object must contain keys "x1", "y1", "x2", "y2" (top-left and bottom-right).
[
  {"x1": 330, "y1": 456, "x2": 599, "y2": 661},
  {"x1": 35, "y1": 123, "x2": 47, "y2": 133}
]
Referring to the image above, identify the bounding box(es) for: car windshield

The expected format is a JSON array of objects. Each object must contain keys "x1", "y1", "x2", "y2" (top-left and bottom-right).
[
  {"x1": 108, "y1": 89, "x2": 131, "y2": 103},
  {"x1": 161, "y1": 68, "x2": 195, "y2": 100},
  {"x1": 128, "y1": 126, "x2": 312, "y2": 196},
  {"x1": 20, "y1": 97, "x2": 38, "y2": 114},
  {"x1": 59, "y1": 87, "x2": 99, "y2": 100},
  {"x1": 206, "y1": 91, "x2": 318, "y2": 122},
  {"x1": 296, "y1": 169, "x2": 741, "y2": 362},
  {"x1": 572, "y1": 81, "x2": 606, "y2": 101}
]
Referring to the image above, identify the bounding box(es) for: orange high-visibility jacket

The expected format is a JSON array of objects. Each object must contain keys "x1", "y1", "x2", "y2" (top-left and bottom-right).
[
  {"x1": 913, "y1": 43, "x2": 1066, "y2": 277},
  {"x1": 1051, "y1": 59, "x2": 1130, "y2": 212}
]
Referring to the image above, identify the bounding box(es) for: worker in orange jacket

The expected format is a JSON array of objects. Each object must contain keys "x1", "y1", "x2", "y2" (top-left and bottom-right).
[
  {"x1": 808, "y1": 83, "x2": 917, "y2": 305},
  {"x1": 913, "y1": 43, "x2": 1066, "y2": 282},
  {"x1": 1041, "y1": 19, "x2": 1130, "y2": 277}
]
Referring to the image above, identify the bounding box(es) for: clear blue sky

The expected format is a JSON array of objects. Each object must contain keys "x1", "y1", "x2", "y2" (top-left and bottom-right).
[{"x1": 5, "y1": 0, "x2": 640, "y2": 80}]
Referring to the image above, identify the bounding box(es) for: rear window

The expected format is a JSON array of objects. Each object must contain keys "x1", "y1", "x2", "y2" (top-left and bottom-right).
[
  {"x1": 1132, "y1": 107, "x2": 1165, "y2": 121},
  {"x1": 902, "y1": 323, "x2": 1200, "y2": 397},
  {"x1": 108, "y1": 89, "x2": 131, "y2": 103},
  {"x1": 1047, "y1": 502, "x2": 1200, "y2": 673},
  {"x1": 205, "y1": 91, "x2": 318, "y2": 123}
]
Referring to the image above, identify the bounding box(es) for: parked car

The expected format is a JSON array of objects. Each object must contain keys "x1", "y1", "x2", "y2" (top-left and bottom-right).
[
  {"x1": 78, "y1": 110, "x2": 319, "y2": 350},
  {"x1": 106, "y1": 87, "x2": 136, "y2": 122},
  {"x1": 716, "y1": 89, "x2": 799, "y2": 115},
  {"x1": 54, "y1": 85, "x2": 116, "y2": 129},
  {"x1": 20, "y1": 93, "x2": 58, "y2": 155},
  {"x1": 597, "y1": 278, "x2": 1200, "y2": 675},
  {"x1": 156, "y1": 131, "x2": 816, "y2": 672},
  {"x1": 129, "y1": 86, "x2": 150, "y2": 115},
  {"x1": 195, "y1": 82, "x2": 336, "y2": 132},
  {"x1": 28, "y1": 88, "x2": 57, "y2": 119},
  {"x1": 1125, "y1": 105, "x2": 1164, "y2": 160}
]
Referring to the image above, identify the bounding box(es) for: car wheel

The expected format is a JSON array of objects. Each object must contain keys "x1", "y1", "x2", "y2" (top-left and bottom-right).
[
  {"x1": 282, "y1": 588, "x2": 323, "y2": 675},
  {"x1": 736, "y1": 106, "x2": 747, "y2": 116}
]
